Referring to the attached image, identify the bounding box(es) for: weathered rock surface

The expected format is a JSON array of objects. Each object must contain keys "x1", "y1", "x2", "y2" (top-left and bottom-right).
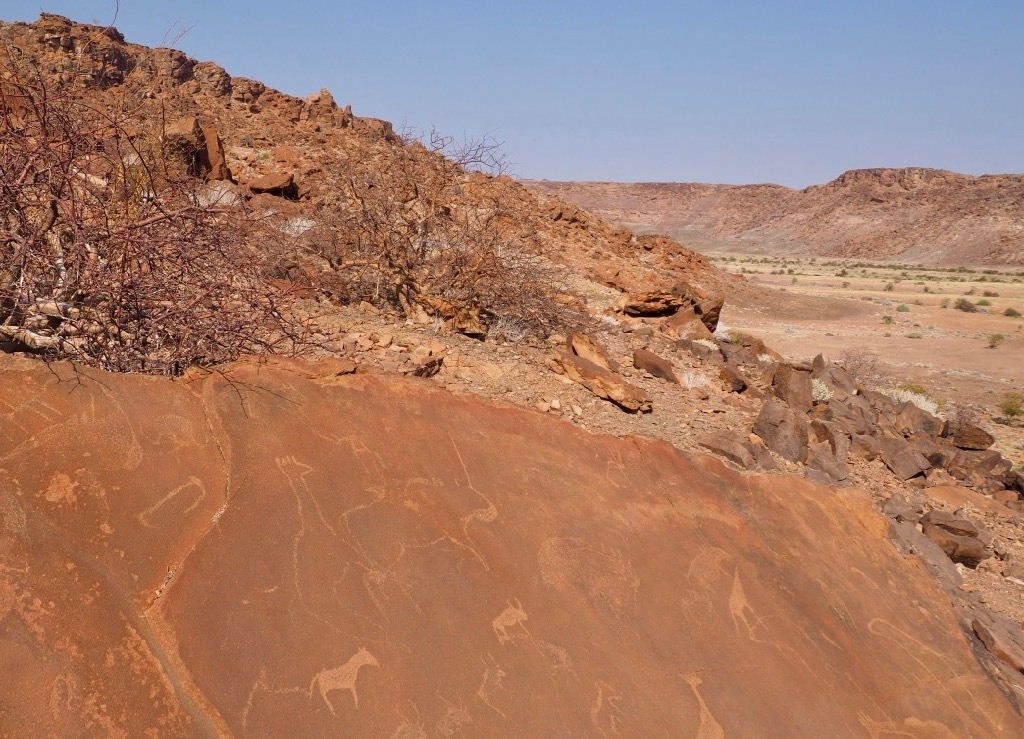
[
  {"x1": 2, "y1": 356, "x2": 1022, "y2": 735},
  {"x1": 632, "y1": 347, "x2": 678, "y2": 384},
  {"x1": 248, "y1": 171, "x2": 298, "y2": 199},
  {"x1": 547, "y1": 349, "x2": 652, "y2": 412},
  {"x1": 952, "y1": 422, "x2": 997, "y2": 451},
  {"x1": 879, "y1": 436, "x2": 932, "y2": 481},
  {"x1": 699, "y1": 432, "x2": 776, "y2": 472},
  {"x1": 566, "y1": 333, "x2": 617, "y2": 372},
  {"x1": 753, "y1": 398, "x2": 809, "y2": 463},
  {"x1": 771, "y1": 363, "x2": 814, "y2": 410},
  {"x1": 920, "y1": 510, "x2": 990, "y2": 567}
]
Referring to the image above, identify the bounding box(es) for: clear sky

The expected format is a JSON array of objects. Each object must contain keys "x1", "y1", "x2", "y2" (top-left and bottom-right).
[{"x1": 6, "y1": 1, "x2": 1023, "y2": 186}]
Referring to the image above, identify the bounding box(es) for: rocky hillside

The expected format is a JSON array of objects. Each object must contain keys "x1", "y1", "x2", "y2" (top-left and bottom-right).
[
  {"x1": 527, "y1": 168, "x2": 1024, "y2": 265},
  {"x1": 0, "y1": 13, "x2": 731, "y2": 313},
  {"x1": 3, "y1": 355, "x2": 1023, "y2": 735}
]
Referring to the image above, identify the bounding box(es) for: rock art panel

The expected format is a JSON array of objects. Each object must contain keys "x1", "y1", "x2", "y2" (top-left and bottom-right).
[{"x1": 0, "y1": 356, "x2": 1022, "y2": 736}]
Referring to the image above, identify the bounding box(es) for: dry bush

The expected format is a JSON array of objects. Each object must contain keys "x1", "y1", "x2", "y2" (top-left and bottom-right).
[
  {"x1": 301, "y1": 130, "x2": 581, "y2": 339},
  {"x1": 837, "y1": 347, "x2": 880, "y2": 384},
  {"x1": 0, "y1": 47, "x2": 313, "y2": 374}
]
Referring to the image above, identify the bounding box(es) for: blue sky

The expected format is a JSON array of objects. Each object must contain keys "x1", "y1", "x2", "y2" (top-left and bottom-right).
[{"x1": 6, "y1": 1, "x2": 1023, "y2": 186}]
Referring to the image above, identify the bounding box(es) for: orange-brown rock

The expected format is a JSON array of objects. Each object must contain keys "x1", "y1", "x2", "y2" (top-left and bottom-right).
[
  {"x1": 248, "y1": 171, "x2": 298, "y2": 199},
  {"x1": 632, "y1": 347, "x2": 678, "y2": 383},
  {"x1": 660, "y1": 306, "x2": 715, "y2": 341},
  {"x1": 566, "y1": 332, "x2": 618, "y2": 372},
  {"x1": 546, "y1": 349, "x2": 652, "y2": 412},
  {"x1": 1, "y1": 356, "x2": 1022, "y2": 734}
]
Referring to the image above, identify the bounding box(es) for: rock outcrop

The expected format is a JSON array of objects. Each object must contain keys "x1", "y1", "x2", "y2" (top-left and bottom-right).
[{"x1": 2, "y1": 356, "x2": 1022, "y2": 734}]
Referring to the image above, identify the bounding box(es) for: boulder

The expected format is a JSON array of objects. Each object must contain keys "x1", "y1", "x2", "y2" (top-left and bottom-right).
[
  {"x1": 909, "y1": 436, "x2": 958, "y2": 469},
  {"x1": 920, "y1": 510, "x2": 989, "y2": 567},
  {"x1": 881, "y1": 494, "x2": 922, "y2": 524},
  {"x1": 827, "y1": 394, "x2": 876, "y2": 436},
  {"x1": 615, "y1": 291, "x2": 684, "y2": 317},
  {"x1": 660, "y1": 307, "x2": 715, "y2": 341},
  {"x1": 567, "y1": 333, "x2": 617, "y2": 373},
  {"x1": 810, "y1": 419, "x2": 851, "y2": 462},
  {"x1": 719, "y1": 364, "x2": 749, "y2": 393},
  {"x1": 972, "y1": 611, "x2": 1024, "y2": 673},
  {"x1": 952, "y1": 422, "x2": 995, "y2": 450},
  {"x1": 161, "y1": 116, "x2": 231, "y2": 181},
  {"x1": 670, "y1": 280, "x2": 724, "y2": 331},
  {"x1": 699, "y1": 433, "x2": 776, "y2": 472},
  {"x1": 806, "y1": 441, "x2": 849, "y2": 483},
  {"x1": 888, "y1": 521, "x2": 963, "y2": 590},
  {"x1": 249, "y1": 171, "x2": 298, "y2": 199},
  {"x1": 770, "y1": 363, "x2": 813, "y2": 410},
  {"x1": 810, "y1": 356, "x2": 858, "y2": 395},
  {"x1": 546, "y1": 350, "x2": 652, "y2": 413},
  {"x1": 921, "y1": 523, "x2": 988, "y2": 567},
  {"x1": 921, "y1": 509, "x2": 980, "y2": 538},
  {"x1": 678, "y1": 337, "x2": 723, "y2": 364},
  {"x1": 199, "y1": 122, "x2": 231, "y2": 181},
  {"x1": 850, "y1": 434, "x2": 882, "y2": 461},
  {"x1": 948, "y1": 449, "x2": 1015, "y2": 489},
  {"x1": 753, "y1": 399, "x2": 809, "y2": 463},
  {"x1": 878, "y1": 436, "x2": 931, "y2": 480},
  {"x1": 616, "y1": 282, "x2": 723, "y2": 331},
  {"x1": 895, "y1": 402, "x2": 946, "y2": 439},
  {"x1": 632, "y1": 347, "x2": 678, "y2": 384}
]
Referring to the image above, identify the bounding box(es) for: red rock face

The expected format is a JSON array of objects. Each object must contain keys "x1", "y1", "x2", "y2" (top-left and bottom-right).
[{"x1": 1, "y1": 356, "x2": 1021, "y2": 735}]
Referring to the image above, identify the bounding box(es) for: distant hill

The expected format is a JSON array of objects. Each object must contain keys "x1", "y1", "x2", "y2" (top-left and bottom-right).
[{"x1": 525, "y1": 168, "x2": 1024, "y2": 265}]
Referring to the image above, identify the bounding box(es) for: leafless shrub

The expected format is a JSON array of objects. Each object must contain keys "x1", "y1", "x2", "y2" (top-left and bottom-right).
[
  {"x1": 0, "y1": 47, "x2": 314, "y2": 374},
  {"x1": 300, "y1": 131, "x2": 581, "y2": 339},
  {"x1": 837, "y1": 347, "x2": 880, "y2": 385}
]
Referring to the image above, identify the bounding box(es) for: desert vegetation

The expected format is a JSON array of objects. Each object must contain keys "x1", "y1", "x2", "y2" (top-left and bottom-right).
[
  {"x1": 0, "y1": 47, "x2": 578, "y2": 375},
  {"x1": 0, "y1": 48, "x2": 313, "y2": 374}
]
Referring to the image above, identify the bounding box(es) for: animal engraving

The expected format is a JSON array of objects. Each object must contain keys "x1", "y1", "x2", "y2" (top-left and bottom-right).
[
  {"x1": 681, "y1": 673, "x2": 725, "y2": 739},
  {"x1": 310, "y1": 647, "x2": 380, "y2": 714},
  {"x1": 491, "y1": 598, "x2": 530, "y2": 645}
]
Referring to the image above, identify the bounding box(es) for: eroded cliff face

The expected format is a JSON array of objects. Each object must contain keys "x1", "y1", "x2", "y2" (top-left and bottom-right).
[{"x1": 0, "y1": 355, "x2": 1021, "y2": 736}]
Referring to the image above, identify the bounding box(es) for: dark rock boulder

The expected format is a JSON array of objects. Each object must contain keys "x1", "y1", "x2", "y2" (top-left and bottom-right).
[
  {"x1": 753, "y1": 399, "x2": 809, "y2": 463},
  {"x1": 952, "y1": 422, "x2": 996, "y2": 451},
  {"x1": 771, "y1": 363, "x2": 813, "y2": 410},
  {"x1": 879, "y1": 436, "x2": 932, "y2": 480}
]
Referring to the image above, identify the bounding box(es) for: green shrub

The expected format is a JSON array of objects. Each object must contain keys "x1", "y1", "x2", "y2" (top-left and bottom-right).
[
  {"x1": 882, "y1": 315, "x2": 894, "y2": 324},
  {"x1": 896, "y1": 304, "x2": 910, "y2": 312},
  {"x1": 977, "y1": 299, "x2": 993, "y2": 307},
  {"x1": 1000, "y1": 392, "x2": 1024, "y2": 418},
  {"x1": 988, "y1": 333, "x2": 1006, "y2": 349},
  {"x1": 900, "y1": 383, "x2": 929, "y2": 395}
]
